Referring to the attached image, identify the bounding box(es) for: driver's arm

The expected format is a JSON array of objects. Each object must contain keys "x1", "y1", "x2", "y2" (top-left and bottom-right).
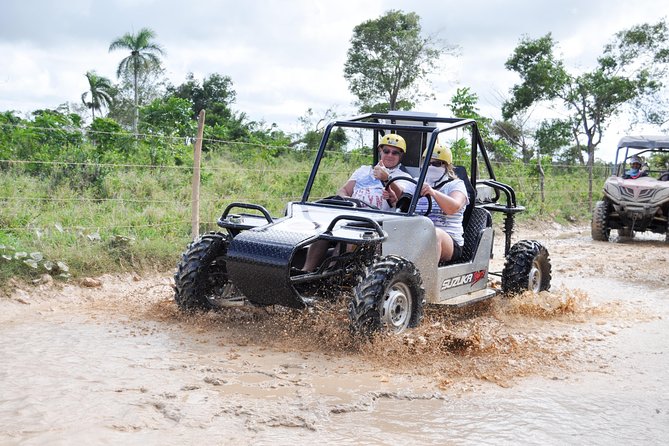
[
  {"x1": 422, "y1": 184, "x2": 467, "y2": 214},
  {"x1": 385, "y1": 172, "x2": 411, "y2": 199},
  {"x1": 387, "y1": 180, "x2": 404, "y2": 200},
  {"x1": 337, "y1": 180, "x2": 356, "y2": 198}
]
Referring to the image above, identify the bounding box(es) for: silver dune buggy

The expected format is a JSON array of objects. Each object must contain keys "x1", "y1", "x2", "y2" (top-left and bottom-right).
[
  {"x1": 174, "y1": 112, "x2": 552, "y2": 335},
  {"x1": 592, "y1": 135, "x2": 669, "y2": 242}
]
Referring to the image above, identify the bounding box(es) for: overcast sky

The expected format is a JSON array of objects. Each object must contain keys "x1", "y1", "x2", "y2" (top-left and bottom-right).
[{"x1": 1, "y1": 0, "x2": 667, "y2": 160}]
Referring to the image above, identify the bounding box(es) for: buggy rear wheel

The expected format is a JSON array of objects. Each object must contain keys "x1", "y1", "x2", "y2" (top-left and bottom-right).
[
  {"x1": 591, "y1": 200, "x2": 610, "y2": 241},
  {"x1": 174, "y1": 232, "x2": 241, "y2": 311},
  {"x1": 502, "y1": 240, "x2": 552, "y2": 294},
  {"x1": 349, "y1": 256, "x2": 424, "y2": 336}
]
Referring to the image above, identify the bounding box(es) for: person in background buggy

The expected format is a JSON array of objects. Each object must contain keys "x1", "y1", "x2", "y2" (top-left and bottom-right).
[{"x1": 624, "y1": 155, "x2": 649, "y2": 179}]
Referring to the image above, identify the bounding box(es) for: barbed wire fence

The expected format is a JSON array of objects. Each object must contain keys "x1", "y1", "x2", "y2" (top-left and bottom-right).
[{"x1": 0, "y1": 118, "x2": 614, "y2": 241}]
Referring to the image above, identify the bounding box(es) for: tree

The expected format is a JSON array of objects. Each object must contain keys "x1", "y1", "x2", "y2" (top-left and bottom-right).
[
  {"x1": 493, "y1": 117, "x2": 533, "y2": 162},
  {"x1": 533, "y1": 119, "x2": 572, "y2": 161},
  {"x1": 343, "y1": 10, "x2": 451, "y2": 112},
  {"x1": 493, "y1": 114, "x2": 573, "y2": 163},
  {"x1": 448, "y1": 88, "x2": 514, "y2": 162},
  {"x1": 139, "y1": 97, "x2": 195, "y2": 165},
  {"x1": 140, "y1": 97, "x2": 195, "y2": 138},
  {"x1": 109, "y1": 27, "x2": 165, "y2": 134},
  {"x1": 166, "y1": 73, "x2": 236, "y2": 126},
  {"x1": 106, "y1": 68, "x2": 166, "y2": 130},
  {"x1": 504, "y1": 22, "x2": 669, "y2": 166},
  {"x1": 502, "y1": 20, "x2": 669, "y2": 204},
  {"x1": 604, "y1": 21, "x2": 669, "y2": 129},
  {"x1": 88, "y1": 117, "x2": 133, "y2": 159},
  {"x1": 81, "y1": 71, "x2": 113, "y2": 120},
  {"x1": 0, "y1": 111, "x2": 23, "y2": 160},
  {"x1": 286, "y1": 108, "x2": 348, "y2": 152}
]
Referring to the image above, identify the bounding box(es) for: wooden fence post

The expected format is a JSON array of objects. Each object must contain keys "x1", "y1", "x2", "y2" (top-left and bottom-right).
[
  {"x1": 537, "y1": 148, "x2": 545, "y2": 215},
  {"x1": 191, "y1": 110, "x2": 205, "y2": 239}
]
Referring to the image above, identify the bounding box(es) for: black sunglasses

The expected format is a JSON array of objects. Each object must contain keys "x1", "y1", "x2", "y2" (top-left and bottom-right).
[
  {"x1": 429, "y1": 160, "x2": 445, "y2": 167},
  {"x1": 382, "y1": 148, "x2": 402, "y2": 156}
]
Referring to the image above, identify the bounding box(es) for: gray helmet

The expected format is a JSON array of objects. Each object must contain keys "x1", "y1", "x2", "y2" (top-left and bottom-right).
[{"x1": 629, "y1": 155, "x2": 642, "y2": 165}]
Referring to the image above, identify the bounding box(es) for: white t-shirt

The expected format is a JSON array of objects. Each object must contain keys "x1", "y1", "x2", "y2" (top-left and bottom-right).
[{"x1": 349, "y1": 165, "x2": 411, "y2": 211}]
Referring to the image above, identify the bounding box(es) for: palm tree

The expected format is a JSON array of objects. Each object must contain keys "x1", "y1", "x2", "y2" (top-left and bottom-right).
[
  {"x1": 81, "y1": 71, "x2": 113, "y2": 121},
  {"x1": 108, "y1": 27, "x2": 165, "y2": 134}
]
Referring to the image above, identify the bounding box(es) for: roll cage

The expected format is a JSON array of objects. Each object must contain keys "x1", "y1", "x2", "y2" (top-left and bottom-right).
[
  {"x1": 299, "y1": 111, "x2": 525, "y2": 255},
  {"x1": 614, "y1": 135, "x2": 669, "y2": 177}
]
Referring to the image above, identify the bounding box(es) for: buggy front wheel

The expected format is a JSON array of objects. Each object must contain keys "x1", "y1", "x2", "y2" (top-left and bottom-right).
[
  {"x1": 591, "y1": 200, "x2": 610, "y2": 241},
  {"x1": 174, "y1": 232, "x2": 241, "y2": 311},
  {"x1": 349, "y1": 256, "x2": 425, "y2": 336}
]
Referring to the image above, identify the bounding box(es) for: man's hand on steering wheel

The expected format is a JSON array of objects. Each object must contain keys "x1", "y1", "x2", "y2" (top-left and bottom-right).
[{"x1": 383, "y1": 187, "x2": 398, "y2": 206}]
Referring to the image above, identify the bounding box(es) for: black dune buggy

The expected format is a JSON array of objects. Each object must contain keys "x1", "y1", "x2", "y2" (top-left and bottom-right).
[{"x1": 174, "y1": 112, "x2": 552, "y2": 335}]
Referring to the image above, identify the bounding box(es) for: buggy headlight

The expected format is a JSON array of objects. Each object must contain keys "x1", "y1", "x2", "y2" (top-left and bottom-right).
[
  {"x1": 657, "y1": 188, "x2": 669, "y2": 205},
  {"x1": 604, "y1": 183, "x2": 621, "y2": 200}
]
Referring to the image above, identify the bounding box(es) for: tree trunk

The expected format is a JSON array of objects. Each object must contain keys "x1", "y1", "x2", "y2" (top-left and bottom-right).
[
  {"x1": 537, "y1": 148, "x2": 545, "y2": 214},
  {"x1": 133, "y1": 58, "x2": 139, "y2": 136},
  {"x1": 587, "y1": 143, "x2": 595, "y2": 211},
  {"x1": 571, "y1": 129, "x2": 585, "y2": 166},
  {"x1": 523, "y1": 147, "x2": 532, "y2": 164}
]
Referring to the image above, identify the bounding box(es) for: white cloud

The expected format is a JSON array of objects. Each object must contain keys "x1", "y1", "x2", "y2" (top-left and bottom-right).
[{"x1": 1, "y1": 0, "x2": 667, "y2": 159}]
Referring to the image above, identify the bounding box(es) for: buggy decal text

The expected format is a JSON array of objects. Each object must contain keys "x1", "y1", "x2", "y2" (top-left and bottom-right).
[{"x1": 441, "y1": 269, "x2": 486, "y2": 290}]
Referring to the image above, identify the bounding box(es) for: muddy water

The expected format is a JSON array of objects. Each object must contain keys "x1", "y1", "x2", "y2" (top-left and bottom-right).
[{"x1": 2, "y1": 227, "x2": 669, "y2": 445}]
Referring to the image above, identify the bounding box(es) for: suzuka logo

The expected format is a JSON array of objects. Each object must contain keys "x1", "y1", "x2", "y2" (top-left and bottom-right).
[{"x1": 440, "y1": 270, "x2": 486, "y2": 290}]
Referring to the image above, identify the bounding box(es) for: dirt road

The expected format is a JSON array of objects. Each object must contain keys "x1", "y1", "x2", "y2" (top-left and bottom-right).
[{"x1": 1, "y1": 224, "x2": 668, "y2": 445}]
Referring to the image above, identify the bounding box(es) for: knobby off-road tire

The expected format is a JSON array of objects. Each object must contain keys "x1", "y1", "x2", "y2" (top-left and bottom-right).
[
  {"x1": 501, "y1": 240, "x2": 552, "y2": 294},
  {"x1": 174, "y1": 232, "x2": 233, "y2": 311},
  {"x1": 591, "y1": 200, "x2": 610, "y2": 241},
  {"x1": 349, "y1": 256, "x2": 425, "y2": 336}
]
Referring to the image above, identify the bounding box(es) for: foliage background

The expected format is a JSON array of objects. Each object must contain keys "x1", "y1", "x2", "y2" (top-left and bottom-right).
[
  {"x1": 6, "y1": 13, "x2": 663, "y2": 285},
  {"x1": 0, "y1": 119, "x2": 612, "y2": 285}
]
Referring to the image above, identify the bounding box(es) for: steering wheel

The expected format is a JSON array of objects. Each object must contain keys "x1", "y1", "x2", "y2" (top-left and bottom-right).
[
  {"x1": 385, "y1": 177, "x2": 432, "y2": 216},
  {"x1": 315, "y1": 195, "x2": 380, "y2": 210}
]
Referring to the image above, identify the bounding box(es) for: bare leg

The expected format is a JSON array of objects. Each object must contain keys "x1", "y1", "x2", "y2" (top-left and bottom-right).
[
  {"x1": 435, "y1": 227, "x2": 455, "y2": 262},
  {"x1": 302, "y1": 240, "x2": 330, "y2": 272}
]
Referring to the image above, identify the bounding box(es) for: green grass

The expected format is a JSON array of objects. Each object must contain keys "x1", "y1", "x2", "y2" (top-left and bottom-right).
[{"x1": 0, "y1": 147, "x2": 606, "y2": 286}]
